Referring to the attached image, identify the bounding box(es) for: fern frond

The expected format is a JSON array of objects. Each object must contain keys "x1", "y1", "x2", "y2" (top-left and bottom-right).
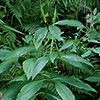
[{"x1": 7, "y1": 2, "x2": 22, "y2": 25}]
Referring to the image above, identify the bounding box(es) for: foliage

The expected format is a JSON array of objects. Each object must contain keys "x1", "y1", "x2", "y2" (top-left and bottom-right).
[{"x1": 0, "y1": 0, "x2": 100, "y2": 100}]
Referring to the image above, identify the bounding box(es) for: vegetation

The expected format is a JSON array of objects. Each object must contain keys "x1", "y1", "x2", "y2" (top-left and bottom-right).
[{"x1": 0, "y1": 0, "x2": 100, "y2": 100}]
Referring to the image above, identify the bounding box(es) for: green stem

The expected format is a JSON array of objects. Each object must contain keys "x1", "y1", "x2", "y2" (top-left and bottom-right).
[
  {"x1": 50, "y1": 32, "x2": 54, "y2": 54},
  {"x1": 55, "y1": 42, "x2": 62, "y2": 58},
  {"x1": 42, "y1": 62, "x2": 55, "y2": 100}
]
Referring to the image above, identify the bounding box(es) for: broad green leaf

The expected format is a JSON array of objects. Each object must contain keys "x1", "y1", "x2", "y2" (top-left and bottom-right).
[
  {"x1": 85, "y1": 76, "x2": 100, "y2": 82},
  {"x1": 93, "y1": 47, "x2": 100, "y2": 54},
  {"x1": 61, "y1": 54, "x2": 93, "y2": 67},
  {"x1": 10, "y1": 75, "x2": 27, "y2": 83},
  {"x1": 3, "y1": 46, "x2": 35, "y2": 60},
  {"x1": 32, "y1": 56, "x2": 49, "y2": 80},
  {"x1": 34, "y1": 27, "x2": 48, "y2": 49},
  {"x1": 61, "y1": 59, "x2": 91, "y2": 72},
  {"x1": 55, "y1": 82, "x2": 75, "y2": 100},
  {"x1": 0, "y1": 58, "x2": 17, "y2": 74},
  {"x1": 0, "y1": 49, "x2": 10, "y2": 60},
  {"x1": 50, "y1": 52, "x2": 58, "y2": 63},
  {"x1": 54, "y1": 76, "x2": 96, "y2": 92},
  {"x1": 60, "y1": 40, "x2": 74, "y2": 51},
  {"x1": 55, "y1": 20, "x2": 85, "y2": 28},
  {"x1": 1, "y1": 82, "x2": 26, "y2": 100},
  {"x1": 49, "y1": 25, "x2": 63, "y2": 41},
  {"x1": 17, "y1": 80, "x2": 43, "y2": 100},
  {"x1": 81, "y1": 50, "x2": 91, "y2": 58},
  {"x1": 23, "y1": 58, "x2": 36, "y2": 80},
  {"x1": 40, "y1": 71, "x2": 96, "y2": 92},
  {"x1": 86, "y1": 28, "x2": 98, "y2": 39}
]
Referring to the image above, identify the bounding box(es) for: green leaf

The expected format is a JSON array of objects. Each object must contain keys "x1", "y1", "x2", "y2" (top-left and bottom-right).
[
  {"x1": 93, "y1": 8, "x2": 97, "y2": 15},
  {"x1": 94, "y1": 12, "x2": 100, "y2": 24},
  {"x1": 50, "y1": 52, "x2": 58, "y2": 63},
  {"x1": 49, "y1": 25, "x2": 63, "y2": 41},
  {"x1": 61, "y1": 54, "x2": 93, "y2": 67},
  {"x1": 41, "y1": 88, "x2": 62, "y2": 100},
  {"x1": 34, "y1": 27, "x2": 48, "y2": 49},
  {"x1": 61, "y1": 59, "x2": 91, "y2": 72},
  {"x1": 88, "y1": 39, "x2": 100, "y2": 44},
  {"x1": 0, "y1": 19, "x2": 5, "y2": 24},
  {"x1": 3, "y1": 24, "x2": 24, "y2": 35},
  {"x1": 0, "y1": 59, "x2": 17, "y2": 74},
  {"x1": 22, "y1": 35, "x2": 32, "y2": 43},
  {"x1": 40, "y1": 5, "x2": 46, "y2": 23},
  {"x1": 0, "y1": 49, "x2": 10, "y2": 60},
  {"x1": 55, "y1": 82, "x2": 75, "y2": 100},
  {"x1": 52, "y1": 7, "x2": 57, "y2": 25},
  {"x1": 1, "y1": 82, "x2": 26, "y2": 100},
  {"x1": 81, "y1": 50, "x2": 91, "y2": 58},
  {"x1": 32, "y1": 56, "x2": 49, "y2": 80},
  {"x1": 41, "y1": 72, "x2": 96, "y2": 93},
  {"x1": 10, "y1": 75, "x2": 27, "y2": 83},
  {"x1": 47, "y1": 93, "x2": 62, "y2": 100},
  {"x1": 86, "y1": 28, "x2": 98, "y2": 39},
  {"x1": 93, "y1": 47, "x2": 100, "y2": 54},
  {"x1": 23, "y1": 58, "x2": 37, "y2": 80},
  {"x1": 54, "y1": 76, "x2": 96, "y2": 92},
  {"x1": 17, "y1": 80, "x2": 43, "y2": 100},
  {"x1": 60, "y1": 40, "x2": 74, "y2": 51},
  {"x1": 3, "y1": 46, "x2": 35, "y2": 60},
  {"x1": 85, "y1": 76, "x2": 100, "y2": 82},
  {"x1": 55, "y1": 20, "x2": 85, "y2": 28}
]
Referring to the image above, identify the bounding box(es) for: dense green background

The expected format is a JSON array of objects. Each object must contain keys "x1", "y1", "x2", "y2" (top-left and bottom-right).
[{"x1": 0, "y1": 0, "x2": 100, "y2": 100}]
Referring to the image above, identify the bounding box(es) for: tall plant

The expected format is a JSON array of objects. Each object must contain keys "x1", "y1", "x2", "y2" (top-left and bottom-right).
[{"x1": 1, "y1": 6, "x2": 100, "y2": 100}]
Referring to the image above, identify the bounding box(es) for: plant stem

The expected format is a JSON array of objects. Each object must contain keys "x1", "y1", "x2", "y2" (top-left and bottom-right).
[
  {"x1": 55, "y1": 42, "x2": 62, "y2": 58},
  {"x1": 42, "y1": 62, "x2": 55, "y2": 100}
]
